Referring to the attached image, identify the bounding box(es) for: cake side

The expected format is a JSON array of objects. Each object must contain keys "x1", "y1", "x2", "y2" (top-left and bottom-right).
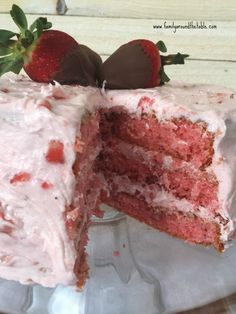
[
  {"x1": 216, "y1": 116, "x2": 236, "y2": 242},
  {"x1": 0, "y1": 74, "x2": 104, "y2": 287}
]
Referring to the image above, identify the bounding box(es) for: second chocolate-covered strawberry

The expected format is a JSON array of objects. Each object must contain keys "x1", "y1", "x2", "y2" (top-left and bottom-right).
[{"x1": 100, "y1": 39, "x2": 189, "y2": 89}]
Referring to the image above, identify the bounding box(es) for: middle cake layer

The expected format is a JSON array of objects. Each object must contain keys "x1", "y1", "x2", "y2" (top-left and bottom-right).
[{"x1": 97, "y1": 137, "x2": 219, "y2": 211}]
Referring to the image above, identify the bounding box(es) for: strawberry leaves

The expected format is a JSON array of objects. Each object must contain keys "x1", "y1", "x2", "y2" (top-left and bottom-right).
[
  {"x1": 30, "y1": 17, "x2": 52, "y2": 39},
  {"x1": 157, "y1": 41, "x2": 189, "y2": 85},
  {"x1": 21, "y1": 30, "x2": 34, "y2": 48},
  {"x1": 0, "y1": 55, "x2": 24, "y2": 76},
  {"x1": 0, "y1": 39, "x2": 22, "y2": 76},
  {"x1": 156, "y1": 40, "x2": 167, "y2": 53},
  {"x1": 0, "y1": 46, "x2": 11, "y2": 56},
  {"x1": 159, "y1": 68, "x2": 170, "y2": 83},
  {"x1": 0, "y1": 30, "x2": 17, "y2": 44},
  {"x1": 10, "y1": 4, "x2": 28, "y2": 34},
  {"x1": 0, "y1": 4, "x2": 52, "y2": 77},
  {"x1": 161, "y1": 53, "x2": 189, "y2": 66}
]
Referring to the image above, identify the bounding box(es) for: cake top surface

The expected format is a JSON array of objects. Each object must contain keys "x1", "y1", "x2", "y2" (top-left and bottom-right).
[
  {"x1": 0, "y1": 74, "x2": 102, "y2": 125},
  {"x1": 104, "y1": 81, "x2": 236, "y2": 129},
  {"x1": 1, "y1": 74, "x2": 235, "y2": 130}
]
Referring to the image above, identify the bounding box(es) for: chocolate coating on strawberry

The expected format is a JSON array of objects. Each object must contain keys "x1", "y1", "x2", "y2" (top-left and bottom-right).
[
  {"x1": 100, "y1": 41, "x2": 154, "y2": 89},
  {"x1": 54, "y1": 45, "x2": 102, "y2": 86}
]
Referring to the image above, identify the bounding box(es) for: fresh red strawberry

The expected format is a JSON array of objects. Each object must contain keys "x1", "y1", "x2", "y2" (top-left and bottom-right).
[
  {"x1": 100, "y1": 39, "x2": 189, "y2": 89},
  {"x1": 10, "y1": 172, "x2": 31, "y2": 184},
  {"x1": 24, "y1": 30, "x2": 78, "y2": 83},
  {"x1": 0, "y1": 5, "x2": 102, "y2": 86},
  {"x1": 45, "y1": 140, "x2": 65, "y2": 164}
]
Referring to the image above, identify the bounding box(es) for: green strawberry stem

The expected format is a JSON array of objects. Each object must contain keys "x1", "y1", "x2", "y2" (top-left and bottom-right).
[
  {"x1": 156, "y1": 39, "x2": 189, "y2": 85},
  {"x1": 0, "y1": 4, "x2": 52, "y2": 76},
  {"x1": 156, "y1": 40, "x2": 167, "y2": 53},
  {"x1": 161, "y1": 53, "x2": 189, "y2": 66},
  {"x1": 159, "y1": 51, "x2": 189, "y2": 85}
]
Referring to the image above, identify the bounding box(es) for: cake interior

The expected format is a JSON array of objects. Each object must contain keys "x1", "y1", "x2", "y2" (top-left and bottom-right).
[
  {"x1": 70, "y1": 102, "x2": 226, "y2": 286},
  {"x1": 96, "y1": 107, "x2": 224, "y2": 252}
]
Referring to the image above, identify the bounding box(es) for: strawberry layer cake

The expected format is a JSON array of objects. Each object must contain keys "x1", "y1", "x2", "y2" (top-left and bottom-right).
[{"x1": 0, "y1": 74, "x2": 235, "y2": 287}]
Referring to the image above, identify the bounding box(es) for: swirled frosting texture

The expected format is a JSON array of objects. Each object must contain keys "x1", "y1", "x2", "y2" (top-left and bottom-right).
[{"x1": 0, "y1": 74, "x2": 102, "y2": 286}]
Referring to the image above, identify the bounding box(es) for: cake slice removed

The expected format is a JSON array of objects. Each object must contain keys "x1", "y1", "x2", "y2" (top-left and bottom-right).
[{"x1": 98, "y1": 82, "x2": 236, "y2": 252}]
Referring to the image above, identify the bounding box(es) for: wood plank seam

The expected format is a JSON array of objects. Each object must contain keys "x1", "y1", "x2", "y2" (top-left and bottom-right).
[
  {"x1": 57, "y1": 0, "x2": 67, "y2": 15},
  {"x1": 100, "y1": 54, "x2": 236, "y2": 63},
  {"x1": 189, "y1": 58, "x2": 236, "y2": 63}
]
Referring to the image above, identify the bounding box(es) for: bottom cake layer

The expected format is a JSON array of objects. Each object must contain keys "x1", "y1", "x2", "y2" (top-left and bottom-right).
[{"x1": 103, "y1": 192, "x2": 224, "y2": 252}]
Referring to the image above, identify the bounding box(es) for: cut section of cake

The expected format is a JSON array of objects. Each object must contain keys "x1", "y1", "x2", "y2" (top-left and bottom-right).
[
  {"x1": 0, "y1": 74, "x2": 235, "y2": 288},
  {"x1": 98, "y1": 83, "x2": 236, "y2": 252}
]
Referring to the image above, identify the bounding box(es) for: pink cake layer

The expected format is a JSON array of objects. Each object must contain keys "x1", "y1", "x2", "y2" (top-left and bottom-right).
[
  {"x1": 100, "y1": 109, "x2": 215, "y2": 168},
  {"x1": 97, "y1": 137, "x2": 219, "y2": 210},
  {"x1": 102, "y1": 192, "x2": 223, "y2": 252},
  {"x1": 65, "y1": 204, "x2": 89, "y2": 288},
  {"x1": 66, "y1": 112, "x2": 102, "y2": 287},
  {"x1": 97, "y1": 107, "x2": 227, "y2": 251},
  {"x1": 73, "y1": 113, "x2": 101, "y2": 215}
]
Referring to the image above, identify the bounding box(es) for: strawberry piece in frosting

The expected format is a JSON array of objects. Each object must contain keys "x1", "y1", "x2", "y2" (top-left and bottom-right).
[
  {"x1": 41, "y1": 181, "x2": 54, "y2": 189},
  {"x1": 10, "y1": 172, "x2": 31, "y2": 184},
  {"x1": 45, "y1": 140, "x2": 65, "y2": 164}
]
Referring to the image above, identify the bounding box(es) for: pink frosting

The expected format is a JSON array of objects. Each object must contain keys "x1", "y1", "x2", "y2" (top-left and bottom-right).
[{"x1": 0, "y1": 74, "x2": 235, "y2": 286}]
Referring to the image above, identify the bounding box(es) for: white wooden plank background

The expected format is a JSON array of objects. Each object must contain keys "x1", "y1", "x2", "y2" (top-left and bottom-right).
[
  {"x1": 1, "y1": 14, "x2": 235, "y2": 61},
  {"x1": 0, "y1": 1, "x2": 235, "y2": 89},
  {"x1": 65, "y1": 0, "x2": 236, "y2": 21},
  {"x1": 1, "y1": 0, "x2": 236, "y2": 20},
  {"x1": 0, "y1": 0, "x2": 58, "y2": 14}
]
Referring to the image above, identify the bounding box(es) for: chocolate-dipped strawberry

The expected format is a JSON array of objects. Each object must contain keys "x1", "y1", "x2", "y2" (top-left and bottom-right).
[
  {"x1": 54, "y1": 45, "x2": 102, "y2": 86},
  {"x1": 100, "y1": 39, "x2": 189, "y2": 89},
  {"x1": 0, "y1": 5, "x2": 101, "y2": 86}
]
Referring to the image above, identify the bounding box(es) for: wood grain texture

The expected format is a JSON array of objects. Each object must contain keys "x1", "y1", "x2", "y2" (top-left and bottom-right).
[
  {"x1": 0, "y1": 0, "x2": 236, "y2": 21},
  {"x1": 0, "y1": 14, "x2": 235, "y2": 62},
  {"x1": 65, "y1": 0, "x2": 236, "y2": 21},
  {"x1": 0, "y1": 0, "x2": 58, "y2": 14},
  {"x1": 149, "y1": 60, "x2": 236, "y2": 89}
]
